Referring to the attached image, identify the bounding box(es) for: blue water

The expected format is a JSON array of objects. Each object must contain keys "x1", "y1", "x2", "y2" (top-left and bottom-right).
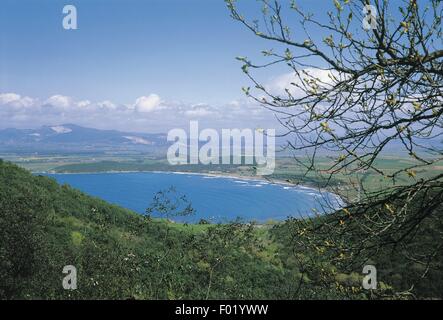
[{"x1": 45, "y1": 172, "x2": 341, "y2": 223}]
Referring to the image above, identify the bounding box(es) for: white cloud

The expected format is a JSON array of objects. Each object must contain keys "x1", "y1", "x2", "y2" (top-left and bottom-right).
[
  {"x1": 97, "y1": 100, "x2": 117, "y2": 110},
  {"x1": 0, "y1": 93, "x2": 21, "y2": 105},
  {"x1": 0, "y1": 93, "x2": 34, "y2": 108},
  {"x1": 77, "y1": 100, "x2": 91, "y2": 108},
  {"x1": 228, "y1": 100, "x2": 241, "y2": 107},
  {"x1": 16, "y1": 97, "x2": 35, "y2": 108},
  {"x1": 45, "y1": 95, "x2": 71, "y2": 108},
  {"x1": 266, "y1": 68, "x2": 337, "y2": 97},
  {"x1": 0, "y1": 91, "x2": 279, "y2": 133},
  {"x1": 134, "y1": 94, "x2": 161, "y2": 113},
  {"x1": 185, "y1": 104, "x2": 216, "y2": 117}
]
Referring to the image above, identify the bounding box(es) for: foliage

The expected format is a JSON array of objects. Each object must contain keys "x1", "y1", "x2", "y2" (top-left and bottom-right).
[
  {"x1": 1, "y1": 160, "x2": 441, "y2": 299},
  {"x1": 0, "y1": 161, "x2": 293, "y2": 299},
  {"x1": 226, "y1": 0, "x2": 443, "y2": 297}
]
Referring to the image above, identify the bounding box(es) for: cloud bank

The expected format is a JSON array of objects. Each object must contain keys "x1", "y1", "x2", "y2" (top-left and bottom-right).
[
  {"x1": 0, "y1": 92, "x2": 277, "y2": 133},
  {"x1": 1, "y1": 69, "x2": 330, "y2": 133}
]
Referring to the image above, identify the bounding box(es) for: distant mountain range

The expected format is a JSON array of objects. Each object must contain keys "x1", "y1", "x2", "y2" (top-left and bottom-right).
[
  {"x1": 0, "y1": 124, "x2": 168, "y2": 154},
  {"x1": 1, "y1": 123, "x2": 438, "y2": 157}
]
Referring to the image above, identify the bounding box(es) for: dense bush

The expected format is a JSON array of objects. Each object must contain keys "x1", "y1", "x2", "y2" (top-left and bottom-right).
[{"x1": 0, "y1": 160, "x2": 441, "y2": 299}]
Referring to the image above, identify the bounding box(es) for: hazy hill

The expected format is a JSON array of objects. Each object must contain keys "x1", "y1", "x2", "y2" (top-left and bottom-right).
[
  {"x1": 0, "y1": 124, "x2": 168, "y2": 154},
  {"x1": 0, "y1": 124, "x2": 439, "y2": 157}
]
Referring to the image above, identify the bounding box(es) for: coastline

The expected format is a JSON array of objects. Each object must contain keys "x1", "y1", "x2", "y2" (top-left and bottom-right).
[
  {"x1": 37, "y1": 168, "x2": 345, "y2": 208},
  {"x1": 38, "y1": 168, "x2": 313, "y2": 189}
]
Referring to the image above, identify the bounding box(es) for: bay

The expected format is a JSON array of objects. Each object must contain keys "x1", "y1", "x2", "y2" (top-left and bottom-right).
[{"x1": 46, "y1": 172, "x2": 341, "y2": 223}]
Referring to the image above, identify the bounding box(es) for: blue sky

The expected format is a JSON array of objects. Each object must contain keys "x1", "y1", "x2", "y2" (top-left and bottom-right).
[
  {"x1": 0, "y1": 0, "x2": 421, "y2": 132},
  {"x1": 0, "y1": 0, "x2": 271, "y2": 105},
  {"x1": 1, "y1": 0, "x2": 293, "y2": 132}
]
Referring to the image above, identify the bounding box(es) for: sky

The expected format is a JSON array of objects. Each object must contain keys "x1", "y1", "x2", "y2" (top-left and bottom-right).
[
  {"x1": 0, "y1": 0, "x2": 418, "y2": 133},
  {"x1": 0, "y1": 0, "x2": 289, "y2": 132},
  {"x1": 1, "y1": 0, "x2": 271, "y2": 104}
]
